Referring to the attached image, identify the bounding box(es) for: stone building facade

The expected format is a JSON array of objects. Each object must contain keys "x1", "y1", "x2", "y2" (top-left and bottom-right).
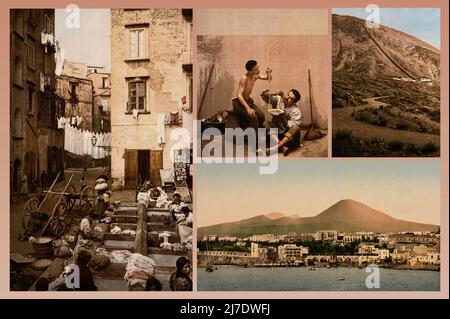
[
  {"x1": 10, "y1": 9, "x2": 64, "y2": 193},
  {"x1": 57, "y1": 60, "x2": 94, "y2": 131},
  {"x1": 87, "y1": 66, "x2": 111, "y2": 132},
  {"x1": 110, "y1": 9, "x2": 193, "y2": 188}
]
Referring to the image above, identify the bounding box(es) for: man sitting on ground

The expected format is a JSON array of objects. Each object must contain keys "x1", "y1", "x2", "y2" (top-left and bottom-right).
[{"x1": 260, "y1": 88, "x2": 302, "y2": 156}]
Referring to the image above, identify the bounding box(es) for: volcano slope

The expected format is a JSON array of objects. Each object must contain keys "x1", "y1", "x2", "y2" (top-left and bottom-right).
[{"x1": 332, "y1": 14, "x2": 440, "y2": 157}]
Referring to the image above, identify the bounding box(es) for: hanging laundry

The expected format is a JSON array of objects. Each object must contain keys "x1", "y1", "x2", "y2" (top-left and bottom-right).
[
  {"x1": 64, "y1": 121, "x2": 69, "y2": 151},
  {"x1": 75, "y1": 129, "x2": 80, "y2": 155},
  {"x1": 81, "y1": 130, "x2": 87, "y2": 155},
  {"x1": 132, "y1": 108, "x2": 139, "y2": 119},
  {"x1": 157, "y1": 113, "x2": 166, "y2": 145},
  {"x1": 182, "y1": 111, "x2": 193, "y2": 145},
  {"x1": 40, "y1": 73, "x2": 45, "y2": 92},
  {"x1": 61, "y1": 123, "x2": 109, "y2": 159},
  {"x1": 98, "y1": 133, "x2": 104, "y2": 159},
  {"x1": 80, "y1": 130, "x2": 85, "y2": 155},
  {"x1": 78, "y1": 129, "x2": 83, "y2": 155},
  {"x1": 106, "y1": 132, "x2": 111, "y2": 151},
  {"x1": 84, "y1": 130, "x2": 90, "y2": 156},
  {"x1": 46, "y1": 33, "x2": 54, "y2": 45},
  {"x1": 41, "y1": 32, "x2": 47, "y2": 45},
  {"x1": 89, "y1": 131, "x2": 94, "y2": 158},
  {"x1": 93, "y1": 133, "x2": 100, "y2": 159},
  {"x1": 101, "y1": 99, "x2": 108, "y2": 112},
  {"x1": 57, "y1": 117, "x2": 64, "y2": 129}
]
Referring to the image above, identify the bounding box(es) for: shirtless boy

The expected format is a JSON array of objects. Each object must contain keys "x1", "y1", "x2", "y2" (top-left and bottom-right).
[{"x1": 232, "y1": 60, "x2": 272, "y2": 132}]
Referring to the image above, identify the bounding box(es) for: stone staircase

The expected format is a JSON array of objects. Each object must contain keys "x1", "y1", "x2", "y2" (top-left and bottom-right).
[{"x1": 92, "y1": 203, "x2": 190, "y2": 291}]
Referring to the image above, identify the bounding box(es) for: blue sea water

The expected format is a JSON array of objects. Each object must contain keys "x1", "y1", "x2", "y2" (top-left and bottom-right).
[{"x1": 197, "y1": 267, "x2": 440, "y2": 291}]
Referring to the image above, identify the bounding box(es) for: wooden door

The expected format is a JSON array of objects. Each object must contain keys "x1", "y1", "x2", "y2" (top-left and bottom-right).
[
  {"x1": 124, "y1": 149, "x2": 138, "y2": 188},
  {"x1": 150, "y1": 150, "x2": 163, "y2": 186}
]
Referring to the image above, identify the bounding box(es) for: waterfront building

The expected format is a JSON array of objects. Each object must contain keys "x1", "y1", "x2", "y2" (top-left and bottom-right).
[
  {"x1": 278, "y1": 244, "x2": 309, "y2": 262},
  {"x1": 389, "y1": 233, "x2": 439, "y2": 245},
  {"x1": 409, "y1": 252, "x2": 440, "y2": 265},
  {"x1": 392, "y1": 249, "x2": 411, "y2": 262},
  {"x1": 358, "y1": 244, "x2": 377, "y2": 254},
  {"x1": 251, "y1": 243, "x2": 277, "y2": 260},
  {"x1": 202, "y1": 234, "x2": 218, "y2": 241},
  {"x1": 248, "y1": 233, "x2": 283, "y2": 243}
]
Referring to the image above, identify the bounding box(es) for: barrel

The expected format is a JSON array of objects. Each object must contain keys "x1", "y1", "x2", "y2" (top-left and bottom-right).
[{"x1": 32, "y1": 237, "x2": 53, "y2": 259}]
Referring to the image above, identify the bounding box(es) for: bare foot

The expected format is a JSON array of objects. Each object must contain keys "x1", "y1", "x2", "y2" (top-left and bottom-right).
[
  {"x1": 266, "y1": 147, "x2": 277, "y2": 156},
  {"x1": 282, "y1": 146, "x2": 290, "y2": 156}
]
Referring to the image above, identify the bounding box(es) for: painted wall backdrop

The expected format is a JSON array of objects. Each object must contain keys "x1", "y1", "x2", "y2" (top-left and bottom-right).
[{"x1": 197, "y1": 35, "x2": 329, "y2": 130}]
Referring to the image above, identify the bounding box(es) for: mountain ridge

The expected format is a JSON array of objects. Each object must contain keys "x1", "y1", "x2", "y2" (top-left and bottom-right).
[{"x1": 198, "y1": 199, "x2": 438, "y2": 238}]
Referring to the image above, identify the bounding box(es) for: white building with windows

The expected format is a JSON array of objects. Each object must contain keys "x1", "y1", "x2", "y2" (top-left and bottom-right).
[
  {"x1": 342, "y1": 233, "x2": 363, "y2": 243},
  {"x1": 218, "y1": 236, "x2": 238, "y2": 242},
  {"x1": 110, "y1": 9, "x2": 193, "y2": 188},
  {"x1": 202, "y1": 235, "x2": 218, "y2": 242},
  {"x1": 377, "y1": 249, "x2": 390, "y2": 260},
  {"x1": 278, "y1": 244, "x2": 309, "y2": 262},
  {"x1": 358, "y1": 244, "x2": 377, "y2": 255},
  {"x1": 313, "y1": 230, "x2": 338, "y2": 241},
  {"x1": 410, "y1": 252, "x2": 440, "y2": 265},
  {"x1": 248, "y1": 233, "x2": 284, "y2": 243}
]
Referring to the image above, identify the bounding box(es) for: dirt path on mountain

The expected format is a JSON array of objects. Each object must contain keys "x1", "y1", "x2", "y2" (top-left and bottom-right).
[
  {"x1": 363, "y1": 25, "x2": 416, "y2": 79},
  {"x1": 333, "y1": 97, "x2": 440, "y2": 146}
]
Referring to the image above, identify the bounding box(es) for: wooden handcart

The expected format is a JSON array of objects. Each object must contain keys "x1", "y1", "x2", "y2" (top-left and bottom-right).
[{"x1": 22, "y1": 172, "x2": 97, "y2": 237}]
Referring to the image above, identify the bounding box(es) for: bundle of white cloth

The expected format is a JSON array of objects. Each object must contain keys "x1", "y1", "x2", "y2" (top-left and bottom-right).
[
  {"x1": 156, "y1": 189, "x2": 170, "y2": 208},
  {"x1": 137, "y1": 192, "x2": 151, "y2": 207},
  {"x1": 124, "y1": 253, "x2": 156, "y2": 289},
  {"x1": 95, "y1": 248, "x2": 132, "y2": 264}
]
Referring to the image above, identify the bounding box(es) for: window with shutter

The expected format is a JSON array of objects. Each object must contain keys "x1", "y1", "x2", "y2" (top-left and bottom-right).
[{"x1": 128, "y1": 28, "x2": 147, "y2": 59}]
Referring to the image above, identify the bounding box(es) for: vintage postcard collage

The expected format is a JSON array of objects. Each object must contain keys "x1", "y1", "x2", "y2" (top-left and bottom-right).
[{"x1": 7, "y1": 4, "x2": 447, "y2": 297}]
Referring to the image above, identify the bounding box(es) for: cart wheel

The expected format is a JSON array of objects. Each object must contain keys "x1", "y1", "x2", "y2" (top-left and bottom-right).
[
  {"x1": 80, "y1": 186, "x2": 96, "y2": 214},
  {"x1": 23, "y1": 198, "x2": 40, "y2": 229},
  {"x1": 50, "y1": 217, "x2": 66, "y2": 237},
  {"x1": 53, "y1": 201, "x2": 67, "y2": 218},
  {"x1": 62, "y1": 184, "x2": 76, "y2": 211}
]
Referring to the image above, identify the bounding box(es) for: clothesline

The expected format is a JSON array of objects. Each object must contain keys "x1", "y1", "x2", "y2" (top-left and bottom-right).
[
  {"x1": 62, "y1": 119, "x2": 111, "y2": 159},
  {"x1": 57, "y1": 116, "x2": 83, "y2": 128}
]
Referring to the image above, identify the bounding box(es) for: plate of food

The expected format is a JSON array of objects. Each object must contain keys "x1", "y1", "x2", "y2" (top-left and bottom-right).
[{"x1": 268, "y1": 108, "x2": 284, "y2": 116}]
